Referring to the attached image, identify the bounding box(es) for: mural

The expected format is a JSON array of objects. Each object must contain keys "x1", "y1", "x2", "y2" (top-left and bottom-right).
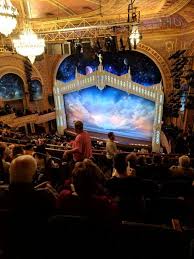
[{"x1": 0, "y1": 73, "x2": 24, "y2": 100}]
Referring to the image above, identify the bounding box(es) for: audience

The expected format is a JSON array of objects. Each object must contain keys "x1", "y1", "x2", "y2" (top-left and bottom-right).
[
  {"x1": 169, "y1": 155, "x2": 194, "y2": 178},
  {"x1": 0, "y1": 120, "x2": 193, "y2": 257}
]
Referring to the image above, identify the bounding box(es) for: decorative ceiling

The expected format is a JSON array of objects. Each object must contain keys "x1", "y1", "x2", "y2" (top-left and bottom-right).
[
  {"x1": 12, "y1": 0, "x2": 192, "y2": 21},
  {"x1": 1, "y1": 0, "x2": 194, "y2": 44}
]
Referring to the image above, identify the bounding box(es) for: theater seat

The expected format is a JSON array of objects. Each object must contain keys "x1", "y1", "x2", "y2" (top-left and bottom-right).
[{"x1": 46, "y1": 215, "x2": 191, "y2": 259}]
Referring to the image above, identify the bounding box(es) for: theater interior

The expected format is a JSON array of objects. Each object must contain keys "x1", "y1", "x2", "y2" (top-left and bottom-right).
[{"x1": 1, "y1": 0, "x2": 194, "y2": 258}]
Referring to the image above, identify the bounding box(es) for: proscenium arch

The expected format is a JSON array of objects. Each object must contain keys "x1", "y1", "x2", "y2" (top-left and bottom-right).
[
  {"x1": 136, "y1": 43, "x2": 172, "y2": 93},
  {"x1": 53, "y1": 54, "x2": 70, "y2": 86},
  {"x1": 54, "y1": 60, "x2": 164, "y2": 152}
]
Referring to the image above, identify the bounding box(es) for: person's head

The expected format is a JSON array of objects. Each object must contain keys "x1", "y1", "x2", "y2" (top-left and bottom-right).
[
  {"x1": 126, "y1": 152, "x2": 137, "y2": 169},
  {"x1": 179, "y1": 155, "x2": 190, "y2": 168},
  {"x1": 74, "y1": 121, "x2": 83, "y2": 134},
  {"x1": 10, "y1": 155, "x2": 37, "y2": 184},
  {"x1": 12, "y1": 146, "x2": 24, "y2": 158},
  {"x1": 72, "y1": 159, "x2": 104, "y2": 197},
  {"x1": 24, "y1": 144, "x2": 34, "y2": 155},
  {"x1": 113, "y1": 153, "x2": 127, "y2": 175},
  {"x1": 108, "y1": 132, "x2": 115, "y2": 141}
]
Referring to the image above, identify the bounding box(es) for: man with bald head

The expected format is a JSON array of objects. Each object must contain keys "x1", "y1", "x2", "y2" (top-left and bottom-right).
[
  {"x1": 9, "y1": 154, "x2": 37, "y2": 184},
  {"x1": 1, "y1": 155, "x2": 55, "y2": 210},
  {"x1": 0, "y1": 155, "x2": 55, "y2": 258}
]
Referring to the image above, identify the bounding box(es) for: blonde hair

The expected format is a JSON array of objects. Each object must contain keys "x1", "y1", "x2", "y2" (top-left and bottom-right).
[
  {"x1": 10, "y1": 155, "x2": 37, "y2": 183},
  {"x1": 179, "y1": 155, "x2": 190, "y2": 168}
]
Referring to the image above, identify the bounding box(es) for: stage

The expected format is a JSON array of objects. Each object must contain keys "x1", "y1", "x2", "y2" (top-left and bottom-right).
[{"x1": 64, "y1": 128, "x2": 151, "y2": 151}]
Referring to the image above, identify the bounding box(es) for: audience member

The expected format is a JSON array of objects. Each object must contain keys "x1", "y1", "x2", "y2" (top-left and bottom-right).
[
  {"x1": 12, "y1": 145, "x2": 24, "y2": 158},
  {"x1": 0, "y1": 155, "x2": 56, "y2": 258},
  {"x1": 57, "y1": 159, "x2": 118, "y2": 221},
  {"x1": 126, "y1": 152, "x2": 137, "y2": 176},
  {"x1": 169, "y1": 155, "x2": 194, "y2": 178},
  {"x1": 63, "y1": 121, "x2": 92, "y2": 162},
  {"x1": 106, "y1": 153, "x2": 143, "y2": 220},
  {"x1": 24, "y1": 143, "x2": 34, "y2": 155},
  {"x1": 106, "y1": 132, "x2": 118, "y2": 173},
  {"x1": 0, "y1": 142, "x2": 10, "y2": 182}
]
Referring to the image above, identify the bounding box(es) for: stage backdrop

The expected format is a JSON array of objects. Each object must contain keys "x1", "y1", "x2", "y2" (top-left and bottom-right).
[
  {"x1": 56, "y1": 50, "x2": 162, "y2": 146},
  {"x1": 57, "y1": 50, "x2": 161, "y2": 86},
  {"x1": 64, "y1": 86, "x2": 155, "y2": 141}
]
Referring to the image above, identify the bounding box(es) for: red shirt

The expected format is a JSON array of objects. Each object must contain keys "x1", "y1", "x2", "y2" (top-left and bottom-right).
[{"x1": 72, "y1": 131, "x2": 92, "y2": 161}]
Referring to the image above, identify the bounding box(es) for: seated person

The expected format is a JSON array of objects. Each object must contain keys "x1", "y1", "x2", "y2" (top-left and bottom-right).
[
  {"x1": 0, "y1": 155, "x2": 56, "y2": 258},
  {"x1": 0, "y1": 143, "x2": 10, "y2": 182},
  {"x1": 0, "y1": 154, "x2": 55, "y2": 213},
  {"x1": 169, "y1": 155, "x2": 194, "y2": 179},
  {"x1": 106, "y1": 153, "x2": 143, "y2": 220},
  {"x1": 24, "y1": 144, "x2": 34, "y2": 155},
  {"x1": 57, "y1": 159, "x2": 118, "y2": 221},
  {"x1": 12, "y1": 145, "x2": 25, "y2": 159},
  {"x1": 125, "y1": 152, "x2": 137, "y2": 176},
  {"x1": 112, "y1": 153, "x2": 136, "y2": 177}
]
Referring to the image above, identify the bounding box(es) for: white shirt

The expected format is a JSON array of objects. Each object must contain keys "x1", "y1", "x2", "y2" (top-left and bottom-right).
[{"x1": 106, "y1": 139, "x2": 117, "y2": 159}]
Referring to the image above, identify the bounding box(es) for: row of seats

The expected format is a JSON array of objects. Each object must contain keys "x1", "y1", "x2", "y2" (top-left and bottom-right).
[{"x1": 0, "y1": 213, "x2": 192, "y2": 259}]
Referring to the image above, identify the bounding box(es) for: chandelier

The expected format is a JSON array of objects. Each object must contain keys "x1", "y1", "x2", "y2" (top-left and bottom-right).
[
  {"x1": 128, "y1": 0, "x2": 142, "y2": 49},
  {"x1": 0, "y1": 0, "x2": 18, "y2": 36},
  {"x1": 13, "y1": 26, "x2": 45, "y2": 64}
]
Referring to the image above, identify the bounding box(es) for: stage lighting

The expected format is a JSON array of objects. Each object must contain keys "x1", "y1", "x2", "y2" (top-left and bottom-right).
[
  {"x1": 105, "y1": 36, "x2": 117, "y2": 52},
  {"x1": 128, "y1": 0, "x2": 142, "y2": 50},
  {"x1": 168, "y1": 50, "x2": 186, "y2": 60}
]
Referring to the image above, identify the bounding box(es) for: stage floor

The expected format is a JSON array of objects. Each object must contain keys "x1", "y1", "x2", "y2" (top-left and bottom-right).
[{"x1": 64, "y1": 128, "x2": 151, "y2": 149}]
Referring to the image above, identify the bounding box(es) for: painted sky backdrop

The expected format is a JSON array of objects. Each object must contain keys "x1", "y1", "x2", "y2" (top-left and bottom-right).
[{"x1": 64, "y1": 86, "x2": 155, "y2": 141}]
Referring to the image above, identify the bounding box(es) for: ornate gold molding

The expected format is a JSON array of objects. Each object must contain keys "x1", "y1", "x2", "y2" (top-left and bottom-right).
[{"x1": 137, "y1": 43, "x2": 172, "y2": 93}]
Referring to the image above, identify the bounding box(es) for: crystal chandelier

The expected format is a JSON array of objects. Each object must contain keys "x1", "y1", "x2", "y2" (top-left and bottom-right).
[
  {"x1": 13, "y1": 26, "x2": 45, "y2": 64},
  {"x1": 0, "y1": 0, "x2": 18, "y2": 36}
]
